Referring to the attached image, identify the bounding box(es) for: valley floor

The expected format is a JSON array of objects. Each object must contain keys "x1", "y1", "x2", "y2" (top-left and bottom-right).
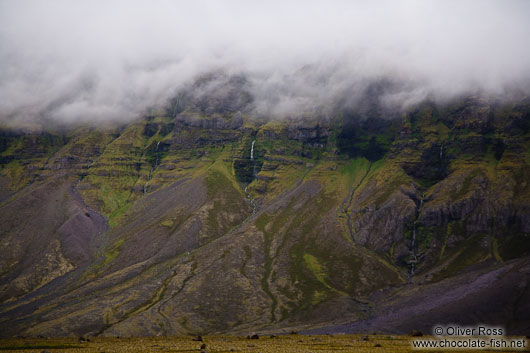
[{"x1": 0, "y1": 335, "x2": 528, "y2": 353}]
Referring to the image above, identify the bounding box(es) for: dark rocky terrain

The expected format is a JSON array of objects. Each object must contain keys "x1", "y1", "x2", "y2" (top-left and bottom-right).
[{"x1": 1, "y1": 85, "x2": 529, "y2": 337}]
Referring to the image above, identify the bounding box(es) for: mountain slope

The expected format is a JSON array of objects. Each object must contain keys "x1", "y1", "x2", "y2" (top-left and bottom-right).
[{"x1": 0, "y1": 95, "x2": 529, "y2": 337}]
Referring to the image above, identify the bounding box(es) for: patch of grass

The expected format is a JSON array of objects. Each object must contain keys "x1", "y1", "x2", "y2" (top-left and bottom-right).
[
  {"x1": 101, "y1": 238, "x2": 125, "y2": 266},
  {"x1": 432, "y1": 233, "x2": 490, "y2": 282},
  {"x1": 302, "y1": 253, "x2": 345, "y2": 305},
  {"x1": 204, "y1": 160, "x2": 249, "y2": 240},
  {"x1": 450, "y1": 168, "x2": 483, "y2": 201},
  {"x1": 0, "y1": 335, "x2": 450, "y2": 352},
  {"x1": 491, "y1": 237, "x2": 503, "y2": 263},
  {"x1": 340, "y1": 157, "x2": 371, "y2": 188},
  {"x1": 0, "y1": 343, "x2": 82, "y2": 350},
  {"x1": 303, "y1": 254, "x2": 328, "y2": 286},
  {"x1": 361, "y1": 160, "x2": 409, "y2": 208},
  {"x1": 1, "y1": 160, "x2": 27, "y2": 190}
]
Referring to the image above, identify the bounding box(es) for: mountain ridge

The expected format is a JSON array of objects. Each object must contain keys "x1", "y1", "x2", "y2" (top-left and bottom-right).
[{"x1": 0, "y1": 94, "x2": 529, "y2": 336}]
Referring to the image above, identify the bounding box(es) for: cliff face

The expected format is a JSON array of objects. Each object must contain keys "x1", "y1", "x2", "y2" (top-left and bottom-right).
[{"x1": 0, "y1": 95, "x2": 529, "y2": 337}]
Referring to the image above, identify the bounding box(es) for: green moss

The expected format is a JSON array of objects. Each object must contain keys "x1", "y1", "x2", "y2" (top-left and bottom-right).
[
  {"x1": 103, "y1": 239, "x2": 125, "y2": 265},
  {"x1": 491, "y1": 237, "x2": 503, "y2": 263},
  {"x1": 303, "y1": 254, "x2": 329, "y2": 288},
  {"x1": 368, "y1": 163, "x2": 409, "y2": 208},
  {"x1": 2, "y1": 160, "x2": 28, "y2": 190},
  {"x1": 160, "y1": 219, "x2": 174, "y2": 228},
  {"x1": 255, "y1": 192, "x2": 342, "y2": 317},
  {"x1": 255, "y1": 211, "x2": 283, "y2": 321},
  {"x1": 451, "y1": 168, "x2": 483, "y2": 201},
  {"x1": 302, "y1": 253, "x2": 347, "y2": 305},
  {"x1": 340, "y1": 157, "x2": 371, "y2": 187},
  {"x1": 204, "y1": 162, "x2": 248, "y2": 240},
  {"x1": 432, "y1": 234, "x2": 490, "y2": 282}
]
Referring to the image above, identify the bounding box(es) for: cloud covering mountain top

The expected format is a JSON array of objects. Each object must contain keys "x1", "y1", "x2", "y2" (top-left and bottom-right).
[{"x1": 1, "y1": 0, "x2": 530, "y2": 126}]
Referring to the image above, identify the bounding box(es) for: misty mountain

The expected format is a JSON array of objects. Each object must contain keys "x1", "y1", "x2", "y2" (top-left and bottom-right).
[
  {"x1": 2, "y1": 1, "x2": 530, "y2": 127},
  {"x1": 1, "y1": 0, "x2": 530, "y2": 340},
  {"x1": 0, "y1": 90, "x2": 529, "y2": 337}
]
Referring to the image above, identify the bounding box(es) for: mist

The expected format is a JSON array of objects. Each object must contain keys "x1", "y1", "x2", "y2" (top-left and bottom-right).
[{"x1": 1, "y1": 0, "x2": 530, "y2": 126}]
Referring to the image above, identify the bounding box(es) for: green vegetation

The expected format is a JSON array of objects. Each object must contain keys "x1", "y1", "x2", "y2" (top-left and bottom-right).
[
  {"x1": 432, "y1": 233, "x2": 491, "y2": 282},
  {"x1": 233, "y1": 136, "x2": 264, "y2": 183},
  {"x1": 103, "y1": 238, "x2": 125, "y2": 266},
  {"x1": 205, "y1": 164, "x2": 249, "y2": 240},
  {"x1": 337, "y1": 115, "x2": 395, "y2": 161},
  {"x1": 450, "y1": 168, "x2": 483, "y2": 201},
  {"x1": 0, "y1": 343, "x2": 82, "y2": 350},
  {"x1": 0, "y1": 335, "x2": 458, "y2": 353}
]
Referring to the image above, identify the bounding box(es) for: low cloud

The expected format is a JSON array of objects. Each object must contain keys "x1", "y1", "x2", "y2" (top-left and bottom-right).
[{"x1": 1, "y1": 0, "x2": 530, "y2": 126}]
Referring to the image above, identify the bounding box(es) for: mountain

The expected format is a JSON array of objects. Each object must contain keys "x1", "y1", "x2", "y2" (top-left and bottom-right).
[{"x1": 1, "y1": 90, "x2": 530, "y2": 337}]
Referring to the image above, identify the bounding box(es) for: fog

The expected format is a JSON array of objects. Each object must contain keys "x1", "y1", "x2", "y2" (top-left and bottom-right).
[{"x1": 1, "y1": 0, "x2": 530, "y2": 126}]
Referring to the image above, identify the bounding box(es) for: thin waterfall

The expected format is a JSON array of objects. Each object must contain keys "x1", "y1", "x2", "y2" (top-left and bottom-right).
[
  {"x1": 155, "y1": 141, "x2": 161, "y2": 167},
  {"x1": 410, "y1": 192, "x2": 425, "y2": 275},
  {"x1": 251, "y1": 140, "x2": 257, "y2": 179},
  {"x1": 410, "y1": 223, "x2": 418, "y2": 275},
  {"x1": 144, "y1": 141, "x2": 161, "y2": 194},
  {"x1": 244, "y1": 139, "x2": 257, "y2": 214},
  {"x1": 411, "y1": 222, "x2": 417, "y2": 249},
  {"x1": 439, "y1": 144, "x2": 445, "y2": 176},
  {"x1": 244, "y1": 184, "x2": 257, "y2": 214},
  {"x1": 172, "y1": 95, "x2": 182, "y2": 117}
]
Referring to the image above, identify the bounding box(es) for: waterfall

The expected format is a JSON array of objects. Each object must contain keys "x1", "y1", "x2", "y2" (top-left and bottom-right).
[
  {"x1": 244, "y1": 185, "x2": 257, "y2": 214},
  {"x1": 172, "y1": 95, "x2": 182, "y2": 117},
  {"x1": 410, "y1": 220, "x2": 418, "y2": 275},
  {"x1": 250, "y1": 140, "x2": 257, "y2": 179},
  {"x1": 411, "y1": 221, "x2": 417, "y2": 250},
  {"x1": 143, "y1": 166, "x2": 154, "y2": 194},
  {"x1": 243, "y1": 140, "x2": 258, "y2": 214},
  {"x1": 409, "y1": 191, "x2": 425, "y2": 275},
  {"x1": 439, "y1": 144, "x2": 446, "y2": 176},
  {"x1": 155, "y1": 141, "x2": 161, "y2": 167},
  {"x1": 144, "y1": 141, "x2": 161, "y2": 194}
]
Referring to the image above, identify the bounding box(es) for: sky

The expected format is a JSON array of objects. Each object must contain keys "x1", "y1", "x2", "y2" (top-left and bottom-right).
[{"x1": 1, "y1": 0, "x2": 530, "y2": 126}]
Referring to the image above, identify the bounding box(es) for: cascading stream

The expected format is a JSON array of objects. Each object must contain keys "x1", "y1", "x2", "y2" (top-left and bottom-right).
[
  {"x1": 409, "y1": 191, "x2": 425, "y2": 275},
  {"x1": 144, "y1": 141, "x2": 161, "y2": 194},
  {"x1": 439, "y1": 143, "x2": 446, "y2": 175},
  {"x1": 344, "y1": 162, "x2": 372, "y2": 243},
  {"x1": 245, "y1": 139, "x2": 257, "y2": 214}
]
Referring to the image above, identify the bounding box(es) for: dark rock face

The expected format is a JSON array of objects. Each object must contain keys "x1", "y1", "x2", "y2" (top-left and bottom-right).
[
  {"x1": 173, "y1": 112, "x2": 244, "y2": 149},
  {"x1": 337, "y1": 115, "x2": 393, "y2": 161},
  {"x1": 401, "y1": 143, "x2": 447, "y2": 184}
]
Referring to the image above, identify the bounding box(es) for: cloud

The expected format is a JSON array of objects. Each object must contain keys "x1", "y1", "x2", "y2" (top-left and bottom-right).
[{"x1": 1, "y1": 0, "x2": 530, "y2": 126}]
